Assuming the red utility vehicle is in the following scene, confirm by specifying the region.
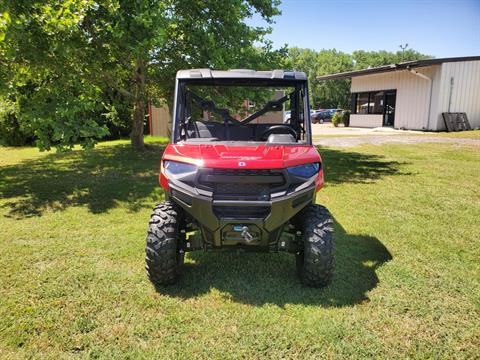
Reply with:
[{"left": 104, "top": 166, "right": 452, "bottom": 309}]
[{"left": 146, "top": 69, "right": 334, "bottom": 287}]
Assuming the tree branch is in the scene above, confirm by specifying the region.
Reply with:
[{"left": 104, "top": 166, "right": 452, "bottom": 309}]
[{"left": 102, "top": 73, "right": 135, "bottom": 100}]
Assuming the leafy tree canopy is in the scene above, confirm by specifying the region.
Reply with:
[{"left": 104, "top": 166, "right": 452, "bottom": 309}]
[{"left": 0, "top": 0, "right": 283, "bottom": 150}]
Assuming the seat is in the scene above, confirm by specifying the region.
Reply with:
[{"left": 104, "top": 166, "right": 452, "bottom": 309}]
[
  {"left": 228, "top": 125, "right": 255, "bottom": 141},
  {"left": 267, "top": 134, "right": 296, "bottom": 143},
  {"left": 187, "top": 121, "right": 225, "bottom": 140}
]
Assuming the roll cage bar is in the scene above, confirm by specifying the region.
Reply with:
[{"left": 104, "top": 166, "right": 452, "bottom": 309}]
[
  {"left": 172, "top": 79, "right": 312, "bottom": 143},
  {"left": 187, "top": 89, "right": 293, "bottom": 125}
]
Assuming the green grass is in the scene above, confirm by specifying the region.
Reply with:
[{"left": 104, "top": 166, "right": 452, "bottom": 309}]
[
  {"left": 431, "top": 129, "right": 480, "bottom": 139},
  {"left": 0, "top": 139, "right": 479, "bottom": 359}
]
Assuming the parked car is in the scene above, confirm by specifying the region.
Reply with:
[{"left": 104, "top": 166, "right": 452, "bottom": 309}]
[
  {"left": 311, "top": 109, "right": 326, "bottom": 123},
  {"left": 283, "top": 110, "right": 291, "bottom": 124},
  {"left": 314, "top": 109, "right": 343, "bottom": 123}
]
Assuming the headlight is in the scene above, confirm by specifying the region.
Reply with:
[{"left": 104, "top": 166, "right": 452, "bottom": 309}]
[
  {"left": 287, "top": 163, "right": 320, "bottom": 178},
  {"left": 164, "top": 160, "right": 197, "bottom": 175}
]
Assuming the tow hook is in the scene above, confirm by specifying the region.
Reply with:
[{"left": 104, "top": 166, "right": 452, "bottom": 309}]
[{"left": 241, "top": 226, "right": 254, "bottom": 242}]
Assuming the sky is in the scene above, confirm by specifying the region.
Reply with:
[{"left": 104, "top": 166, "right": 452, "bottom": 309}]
[{"left": 249, "top": 0, "right": 480, "bottom": 58}]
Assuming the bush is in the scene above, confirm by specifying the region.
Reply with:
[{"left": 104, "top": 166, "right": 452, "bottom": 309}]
[
  {"left": 332, "top": 112, "right": 342, "bottom": 127},
  {"left": 332, "top": 111, "right": 350, "bottom": 128},
  {"left": 100, "top": 102, "right": 132, "bottom": 140},
  {"left": 0, "top": 98, "right": 34, "bottom": 146}
]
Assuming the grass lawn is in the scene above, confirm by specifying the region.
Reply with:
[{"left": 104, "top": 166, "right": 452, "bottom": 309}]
[
  {"left": 0, "top": 139, "right": 479, "bottom": 358},
  {"left": 431, "top": 129, "right": 480, "bottom": 139}
]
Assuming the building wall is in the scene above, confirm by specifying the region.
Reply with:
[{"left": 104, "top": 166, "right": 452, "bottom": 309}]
[
  {"left": 350, "top": 114, "right": 383, "bottom": 128},
  {"left": 434, "top": 60, "right": 480, "bottom": 130},
  {"left": 149, "top": 103, "right": 171, "bottom": 137},
  {"left": 351, "top": 65, "right": 441, "bottom": 130}
]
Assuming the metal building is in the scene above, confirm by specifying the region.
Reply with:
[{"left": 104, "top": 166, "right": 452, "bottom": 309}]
[{"left": 317, "top": 56, "right": 480, "bottom": 130}]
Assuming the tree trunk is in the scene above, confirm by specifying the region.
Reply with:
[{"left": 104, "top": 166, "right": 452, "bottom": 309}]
[
  {"left": 131, "top": 99, "right": 145, "bottom": 150},
  {"left": 131, "top": 59, "right": 146, "bottom": 150}
]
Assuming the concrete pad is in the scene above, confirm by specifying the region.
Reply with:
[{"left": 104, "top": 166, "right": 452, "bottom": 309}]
[{"left": 311, "top": 123, "right": 425, "bottom": 136}]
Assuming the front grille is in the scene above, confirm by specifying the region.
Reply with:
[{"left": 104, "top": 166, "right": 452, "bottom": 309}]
[
  {"left": 206, "top": 168, "right": 277, "bottom": 177},
  {"left": 214, "top": 183, "right": 270, "bottom": 201},
  {"left": 213, "top": 206, "right": 271, "bottom": 219},
  {"left": 198, "top": 168, "right": 285, "bottom": 201},
  {"left": 199, "top": 169, "right": 284, "bottom": 185}
]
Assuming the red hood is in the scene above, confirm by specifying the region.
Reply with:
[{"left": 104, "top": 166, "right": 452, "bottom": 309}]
[{"left": 162, "top": 143, "right": 321, "bottom": 169}]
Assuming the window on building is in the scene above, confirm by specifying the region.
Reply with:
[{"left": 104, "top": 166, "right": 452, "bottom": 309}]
[
  {"left": 371, "top": 91, "right": 384, "bottom": 114},
  {"left": 352, "top": 91, "right": 392, "bottom": 115},
  {"left": 355, "top": 93, "right": 370, "bottom": 114}
]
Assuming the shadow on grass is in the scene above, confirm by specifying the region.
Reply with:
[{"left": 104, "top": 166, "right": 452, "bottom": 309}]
[
  {"left": 159, "top": 220, "right": 392, "bottom": 307},
  {"left": 0, "top": 144, "right": 166, "bottom": 218},
  {"left": 0, "top": 144, "right": 406, "bottom": 219},
  {"left": 318, "top": 146, "right": 407, "bottom": 185}
]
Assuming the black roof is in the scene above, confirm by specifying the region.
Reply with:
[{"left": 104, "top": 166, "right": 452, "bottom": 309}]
[{"left": 316, "top": 56, "right": 480, "bottom": 81}]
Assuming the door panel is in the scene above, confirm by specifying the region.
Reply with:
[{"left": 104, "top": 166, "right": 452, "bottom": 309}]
[{"left": 383, "top": 91, "right": 396, "bottom": 127}]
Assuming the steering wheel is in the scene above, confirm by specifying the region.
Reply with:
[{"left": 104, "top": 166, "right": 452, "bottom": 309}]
[{"left": 260, "top": 125, "right": 298, "bottom": 141}]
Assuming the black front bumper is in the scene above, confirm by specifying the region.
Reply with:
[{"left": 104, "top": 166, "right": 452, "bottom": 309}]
[{"left": 167, "top": 169, "right": 316, "bottom": 249}]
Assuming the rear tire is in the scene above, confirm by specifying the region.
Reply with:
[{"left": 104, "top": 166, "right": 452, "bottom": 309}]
[
  {"left": 145, "top": 201, "right": 184, "bottom": 286},
  {"left": 296, "top": 204, "right": 335, "bottom": 287}
]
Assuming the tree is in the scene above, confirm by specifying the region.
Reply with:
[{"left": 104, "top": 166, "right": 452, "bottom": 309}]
[
  {"left": 287, "top": 48, "right": 354, "bottom": 109},
  {"left": 0, "top": 0, "right": 281, "bottom": 150},
  {"left": 284, "top": 47, "right": 318, "bottom": 105},
  {"left": 352, "top": 49, "right": 430, "bottom": 70},
  {"left": 313, "top": 49, "right": 354, "bottom": 109},
  {"left": 287, "top": 47, "right": 431, "bottom": 110}
]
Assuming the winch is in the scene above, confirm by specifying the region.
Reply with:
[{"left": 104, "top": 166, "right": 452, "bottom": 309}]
[{"left": 221, "top": 224, "right": 260, "bottom": 245}]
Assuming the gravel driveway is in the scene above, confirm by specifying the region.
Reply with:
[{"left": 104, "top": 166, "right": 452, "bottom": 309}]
[
  {"left": 313, "top": 135, "right": 480, "bottom": 147},
  {"left": 311, "top": 124, "right": 480, "bottom": 147}
]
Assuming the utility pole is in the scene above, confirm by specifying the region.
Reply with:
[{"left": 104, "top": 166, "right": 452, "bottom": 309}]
[{"left": 399, "top": 43, "right": 409, "bottom": 62}]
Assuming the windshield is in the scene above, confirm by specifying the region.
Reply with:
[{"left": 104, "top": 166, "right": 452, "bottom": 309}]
[{"left": 173, "top": 81, "right": 310, "bottom": 144}]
